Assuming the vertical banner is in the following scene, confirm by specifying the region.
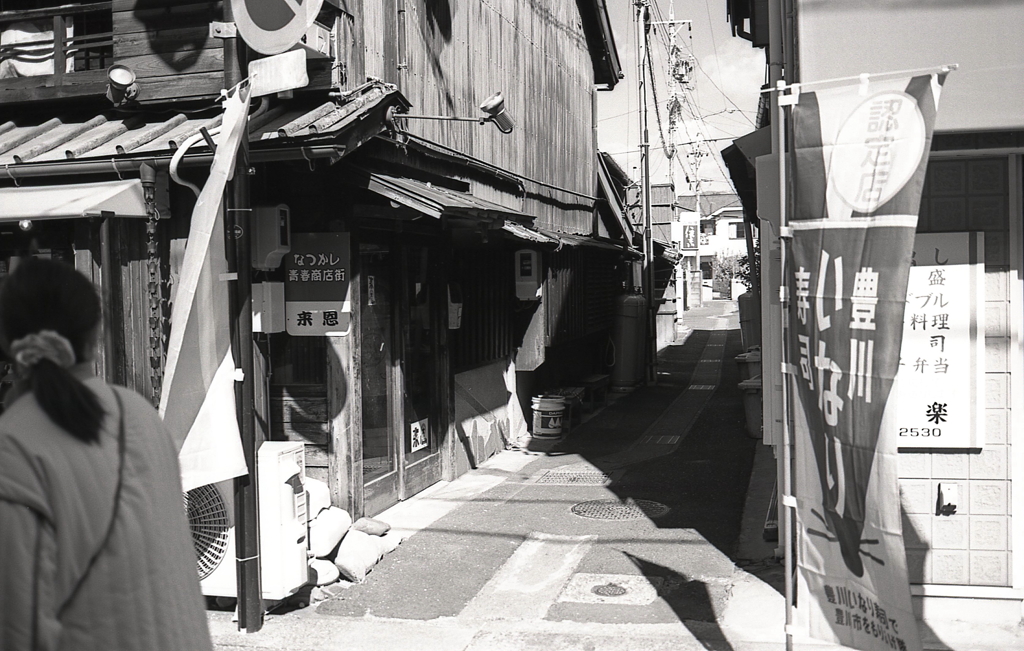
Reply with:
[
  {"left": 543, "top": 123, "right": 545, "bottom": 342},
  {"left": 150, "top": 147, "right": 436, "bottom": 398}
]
[
  {"left": 160, "top": 81, "right": 252, "bottom": 491},
  {"left": 786, "top": 71, "right": 948, "bottom": 651}
]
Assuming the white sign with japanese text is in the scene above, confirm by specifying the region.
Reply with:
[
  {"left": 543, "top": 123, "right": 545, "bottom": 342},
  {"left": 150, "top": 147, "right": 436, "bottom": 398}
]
[
  {"left": 285, "top": 232, "right": 352, "bottom": 336},
  {"left": 895, "top": 232, "right": 984, "bottom": 448}
]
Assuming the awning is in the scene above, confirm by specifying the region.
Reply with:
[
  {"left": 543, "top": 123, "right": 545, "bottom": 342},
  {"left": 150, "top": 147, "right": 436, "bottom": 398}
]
[
  {"left": 653, "top": 238, "right": 682, "bottom": 264},
  {"left": 360, "top": 171, "right": 526, "bottom": 222},
  {"left": 723, "top": 126, "right": 772, "bottom": 222},
  {"left": 501, "top": 221, "right": 559, "bottom": 246},
  {"left": 596, "top": 154, "right": 632, "bottom": 241},
  {"left": 540, "top": 229, "right": 641, "bottom": 258},
  {"left": 0, "top": 179, "right": 147, "bottom": 221}
]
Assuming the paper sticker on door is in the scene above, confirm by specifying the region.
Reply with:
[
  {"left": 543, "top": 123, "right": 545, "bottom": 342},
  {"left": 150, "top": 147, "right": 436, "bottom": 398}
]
[{"left": 410, "top": 418, "right": 428, "bottom": 453}]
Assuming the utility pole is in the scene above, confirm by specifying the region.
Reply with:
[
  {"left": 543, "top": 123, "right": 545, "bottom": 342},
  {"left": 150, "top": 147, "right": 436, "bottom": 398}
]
[
  {"left": 635, "top": 0, "right": 657, "bottom": 385},
  {"left": 655, "top": 10, "right": 699, "bottom": 309},
  {"left": 222, "top": 0, "right": 262, "bottom": 633},
  {"left": 654, "top": 7, "right": 692, "bottom": 322}
]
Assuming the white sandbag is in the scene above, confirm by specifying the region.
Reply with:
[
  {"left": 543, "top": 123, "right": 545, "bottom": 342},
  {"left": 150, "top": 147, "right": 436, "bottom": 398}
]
[
  {"left": 309, "top": 558, "right": 340, "bottom": 586},
  {"left": 332, "top": 529, "right": 390, "bottom": 583},
  {"left": 304, "top": 477, "right": 332, "bottom": 518},
  {"left": 381, "top": 530, "right": 404, "bottom": 554},
  {"left": 309, "top": 506, "right": 352, "bottom": 558},
  {"left": 351, "top": 516, "right": 391, "bottom": 536}
]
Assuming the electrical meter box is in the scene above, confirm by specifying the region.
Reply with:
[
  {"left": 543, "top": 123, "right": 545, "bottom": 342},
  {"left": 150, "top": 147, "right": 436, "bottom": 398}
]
[
  {"left": 252, "top": 204, "right": 291, "bottom": 270},
  {"left": 514, "top": 249, "right": 541, "bottom": 300}
]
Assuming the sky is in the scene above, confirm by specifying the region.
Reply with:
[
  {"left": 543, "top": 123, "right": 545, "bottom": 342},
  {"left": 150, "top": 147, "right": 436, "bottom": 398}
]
[{"left": 596, "top": 0, "right": 765, "bottom": 197}]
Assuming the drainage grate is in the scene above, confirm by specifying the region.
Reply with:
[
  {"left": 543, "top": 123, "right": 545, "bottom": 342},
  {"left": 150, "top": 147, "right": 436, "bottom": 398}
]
[
  {"left": 535, "top": 470, "right": 613, "bottom": 486},
  {"left": 592, "top": 582, "right": 628, "bottom": 597},
  {"left": 571, "top": 498, "right": 670, "bottom": 520}
]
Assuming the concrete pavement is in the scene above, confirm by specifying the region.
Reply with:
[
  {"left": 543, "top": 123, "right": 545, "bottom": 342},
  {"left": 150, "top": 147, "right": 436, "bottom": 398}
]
[{"left": 208, "top": 301, "right": 1024, "bottom": 651}]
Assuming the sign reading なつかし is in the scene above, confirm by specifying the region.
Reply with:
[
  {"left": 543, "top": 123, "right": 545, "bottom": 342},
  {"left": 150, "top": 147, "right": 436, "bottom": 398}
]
[{"left": 285, "top": 232, "right": 351, "bottom": 336}]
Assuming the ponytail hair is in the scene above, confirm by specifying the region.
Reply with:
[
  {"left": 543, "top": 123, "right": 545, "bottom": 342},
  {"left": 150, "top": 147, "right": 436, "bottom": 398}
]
[{"left": 0, "top": 258, "right": 105, "bottom": 443}]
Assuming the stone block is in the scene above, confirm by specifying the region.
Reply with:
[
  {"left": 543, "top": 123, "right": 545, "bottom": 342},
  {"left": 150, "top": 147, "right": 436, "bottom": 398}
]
[
  {"left": 985, "top": 410, "right": 1007, "bottom": 445},
  {"left": 982, "top": 229, "right": 1008, "bottom": 264},
  {"left": 900, "top": 480, "right": 934, "bottom": 514},
  {"left": 898, "top": 452, "right": 930, "bottom": 479},
  {"left": 985, "top": 337, "right": 1008, "bottom": 372},
  {"left": 984, "top": 375, "right": 1007, "bottom": 409},
  {"left": 906, "top": 549, "right": 929, "bottom": 584},
  {"left": 902, "top": 513, "right": 932, "bottom": 550},
  {"left": 969, "top": 446, "right": 1007, "bottom": 480},
  {"left": 969, "top": 516, "right": 1007, "bottom": 551},
  {"left": 932, "top": 516, "right": 968, "bottom": 549},
  {"left": 969, "top": 481, "right": 1008, "bottom": 515},
  {"left": 969, "top": 551, "right": 1009, "bottom": 586},
  {"left": 985, "top": 303, "right": 1007, "bottom": 337},
  {"left": 930, "top": 198, "right": 967, "bottom": 231},
  {"left": 931, "top": 550, "right": 968, "bottom": 584},
  {"left": 931, "top": 453, "right": 967, "bottom": 479},
  {"left": 985, "top": 270, "right": 1007, "bottom": 302}
]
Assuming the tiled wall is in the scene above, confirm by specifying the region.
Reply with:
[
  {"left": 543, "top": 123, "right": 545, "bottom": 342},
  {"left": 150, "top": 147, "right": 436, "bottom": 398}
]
[{"left": 899, "top": 157, "right": 1014, "bottom": 586}]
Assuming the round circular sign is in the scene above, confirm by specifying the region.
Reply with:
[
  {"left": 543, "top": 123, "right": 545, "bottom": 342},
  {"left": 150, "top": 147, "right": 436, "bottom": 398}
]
[
  {"left": 231, "top": 0, "right": 324, "bottom": 55},
  {"left": 829, "top": 91, "right": 926, "bottom": 214}
]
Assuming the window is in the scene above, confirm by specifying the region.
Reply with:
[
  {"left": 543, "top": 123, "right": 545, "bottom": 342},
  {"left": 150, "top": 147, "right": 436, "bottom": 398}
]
[{"left": 730, "top": 222, "right": 745, "bottom": 239}]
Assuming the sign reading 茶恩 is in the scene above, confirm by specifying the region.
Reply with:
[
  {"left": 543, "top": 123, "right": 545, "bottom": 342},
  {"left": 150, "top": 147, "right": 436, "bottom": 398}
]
[
  {"left": 285, "top": 232, "right": 351, "bottom": 336},
  {"left": 895, "top": 232, "right": 985, "bottom": 448}
]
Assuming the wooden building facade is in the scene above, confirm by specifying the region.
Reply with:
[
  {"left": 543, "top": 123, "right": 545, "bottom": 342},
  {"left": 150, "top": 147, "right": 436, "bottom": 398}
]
[{"left": 0, "top": 0, "right": 630, "bottom": 519}]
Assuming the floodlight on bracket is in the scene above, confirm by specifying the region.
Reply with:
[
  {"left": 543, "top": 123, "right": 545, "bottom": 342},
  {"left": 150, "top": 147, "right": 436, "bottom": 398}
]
[{"left": 387, "top": 91, "right": 515, "bottom": 134}]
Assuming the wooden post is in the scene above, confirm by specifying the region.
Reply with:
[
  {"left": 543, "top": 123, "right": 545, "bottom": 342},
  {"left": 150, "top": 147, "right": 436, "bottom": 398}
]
[{"left": 52, "top": 14, "right": 65, "bottom": 83}]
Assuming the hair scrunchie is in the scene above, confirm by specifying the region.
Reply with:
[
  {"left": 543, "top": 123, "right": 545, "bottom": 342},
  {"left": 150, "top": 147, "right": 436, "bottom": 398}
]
[{"left": 10, "top": 330, "right": 76, "bottom": 370}]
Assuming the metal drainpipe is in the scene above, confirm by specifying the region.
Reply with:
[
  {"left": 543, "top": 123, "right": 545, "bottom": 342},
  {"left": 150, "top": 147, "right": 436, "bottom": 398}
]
[{"left": 222, "top": 0, "right": 262, "bottom": 632}]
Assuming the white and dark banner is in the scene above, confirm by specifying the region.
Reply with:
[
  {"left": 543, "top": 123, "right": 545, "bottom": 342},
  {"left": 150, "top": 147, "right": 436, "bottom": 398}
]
[{"left": 786, "top": 70, "right": 948, "bottom": 651}]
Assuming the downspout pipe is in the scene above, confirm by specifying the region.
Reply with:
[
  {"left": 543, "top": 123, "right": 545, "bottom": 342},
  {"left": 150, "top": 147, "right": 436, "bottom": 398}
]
[{"left": 222, "top": 0, "right": 262, "bottom": 632}]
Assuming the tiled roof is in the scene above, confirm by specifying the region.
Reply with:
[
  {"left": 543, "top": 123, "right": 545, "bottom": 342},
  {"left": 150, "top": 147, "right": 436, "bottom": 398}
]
[{"left": 0, "top": 81, "right": 408, "bottom": 170}]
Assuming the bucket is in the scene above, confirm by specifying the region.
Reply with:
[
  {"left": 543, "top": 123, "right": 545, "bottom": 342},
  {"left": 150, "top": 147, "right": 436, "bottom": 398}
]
[{"left": 531, "top": 395, "right": 566, "bottom": 438}]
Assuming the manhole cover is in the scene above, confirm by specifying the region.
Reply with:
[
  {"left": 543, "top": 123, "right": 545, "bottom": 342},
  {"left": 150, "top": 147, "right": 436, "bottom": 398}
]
[
  {"left": 592, "top": 582, "right": 628, "bottom": 597},
  {"left": 570, "top": 498, "right": 670, "bottom": 520},
  {"left": 535, "top": 470, "right": 612, "bottom": 486}
]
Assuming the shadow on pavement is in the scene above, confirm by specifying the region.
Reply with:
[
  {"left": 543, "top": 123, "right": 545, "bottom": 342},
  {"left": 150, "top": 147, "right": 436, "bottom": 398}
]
[{"left": 624, "top": 551, "right": 737, "bottom": 651}]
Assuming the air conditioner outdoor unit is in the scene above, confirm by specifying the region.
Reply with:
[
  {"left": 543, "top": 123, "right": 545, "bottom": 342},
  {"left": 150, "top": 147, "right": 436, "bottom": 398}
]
[{"left": 186, "top": 441, "right": 309, "bottom": 600}]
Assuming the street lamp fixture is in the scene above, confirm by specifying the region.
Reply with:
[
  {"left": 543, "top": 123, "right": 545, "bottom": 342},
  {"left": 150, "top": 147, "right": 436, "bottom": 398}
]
[
  {"left": 105, "top": 64, "right": 140, "bottom": 106},
  {"left": 390, "top": 91, "right": 515, "bottom": 134}
]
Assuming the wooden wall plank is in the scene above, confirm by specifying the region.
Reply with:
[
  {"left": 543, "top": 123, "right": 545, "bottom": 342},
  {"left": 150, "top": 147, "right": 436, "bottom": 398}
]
[
  {"left": 120, "top": 48, "right": 223, "bottom": 79},
  {"left": 390, "top": 0, "right": 595, "bottom": 231},
  {"left": 115, "top": 26, "right": 209, "bottom": 58},
  {"left": 113, "top": 2, "right": 221, "bottom": 35},
  {"left": 138, "top": 70, "right": 224, "bottom": 102}
]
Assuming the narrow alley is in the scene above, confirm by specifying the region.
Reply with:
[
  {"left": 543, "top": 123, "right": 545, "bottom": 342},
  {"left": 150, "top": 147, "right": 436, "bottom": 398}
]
[{"left": 208, "top": 301, "right": 790, "bottom": 650}]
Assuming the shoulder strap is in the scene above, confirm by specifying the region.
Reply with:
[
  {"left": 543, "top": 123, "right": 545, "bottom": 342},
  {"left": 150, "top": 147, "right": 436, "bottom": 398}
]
[{"left": 57, "top": 388, "right": 127, "bottom": 618}]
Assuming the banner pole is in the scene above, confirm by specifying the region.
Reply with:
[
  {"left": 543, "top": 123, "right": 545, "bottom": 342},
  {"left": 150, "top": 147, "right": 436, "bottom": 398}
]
[{"left": 777, "top": 79, "right": 795, "bottom": 651}]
